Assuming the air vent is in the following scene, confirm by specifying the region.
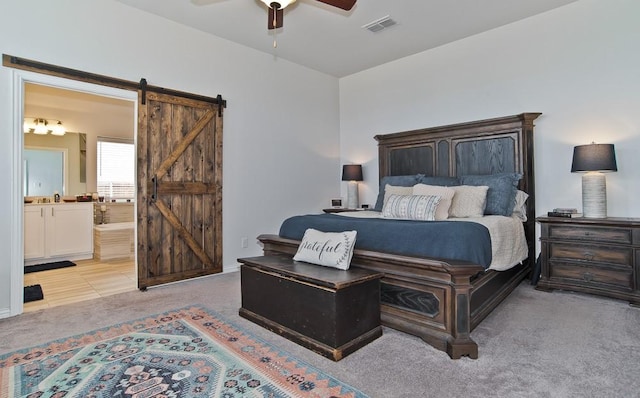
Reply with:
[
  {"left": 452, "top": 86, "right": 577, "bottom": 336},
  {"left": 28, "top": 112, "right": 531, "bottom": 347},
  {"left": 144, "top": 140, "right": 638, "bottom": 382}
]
[{"left": 362, "top": 16, "right": 397, "bottom": 33}]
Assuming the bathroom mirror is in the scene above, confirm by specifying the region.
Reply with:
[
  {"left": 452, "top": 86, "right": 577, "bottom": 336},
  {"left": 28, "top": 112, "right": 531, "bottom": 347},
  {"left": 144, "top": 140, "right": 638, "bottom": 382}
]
[{"left": 24, "top": 132, "right": 87, "bottom": 197}]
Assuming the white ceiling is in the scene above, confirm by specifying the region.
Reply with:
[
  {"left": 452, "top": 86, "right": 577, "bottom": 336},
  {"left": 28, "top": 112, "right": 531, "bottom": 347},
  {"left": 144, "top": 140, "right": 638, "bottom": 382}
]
[
  {"left": 24, "top": 84, "right": 135, "bottom": 138},
  {"left": 115, "top": 0, "right": 578, "bottom": 77},
  {"left": 24, "top": 0, "right": 578, "bottom": 132}
]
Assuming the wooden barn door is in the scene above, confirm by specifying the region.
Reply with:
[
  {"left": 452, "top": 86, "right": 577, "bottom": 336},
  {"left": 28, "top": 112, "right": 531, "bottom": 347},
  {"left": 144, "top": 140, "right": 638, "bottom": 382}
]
[{"left": 137, "top": 91, "right": 223, "bottom": 289}]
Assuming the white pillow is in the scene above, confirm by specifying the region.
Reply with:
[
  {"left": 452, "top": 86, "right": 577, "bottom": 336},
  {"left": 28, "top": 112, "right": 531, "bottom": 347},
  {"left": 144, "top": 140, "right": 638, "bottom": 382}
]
[
  {"left": 293, "top": 228, "right": 357, "bottom": 270},
  {"left": 412, "top": 184, "right": 455, "bottom": 220},
  {"left": 382, "top": 184, "right": 413, "bottom": 210},
  {"left": 382, "top": 194, "right": 441, "bottom": 221},
  {"left": 449, "top": 185, "right": 489, "bottom": 218},
  {"left": 512, "top": 190, "right": 529, "bottom": 221}
]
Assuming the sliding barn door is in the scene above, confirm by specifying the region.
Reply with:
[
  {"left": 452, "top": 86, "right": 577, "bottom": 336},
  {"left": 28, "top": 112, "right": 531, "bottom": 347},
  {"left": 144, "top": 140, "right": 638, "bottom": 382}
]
[{"left": 137, "top": 91, "right": 223, "bottom": 289}]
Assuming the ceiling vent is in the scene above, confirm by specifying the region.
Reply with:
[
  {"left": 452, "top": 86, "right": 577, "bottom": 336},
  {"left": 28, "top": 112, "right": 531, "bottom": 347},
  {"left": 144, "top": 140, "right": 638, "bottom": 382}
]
[{"left": 362, "top": 16, "right": 397, "bottom": 33}]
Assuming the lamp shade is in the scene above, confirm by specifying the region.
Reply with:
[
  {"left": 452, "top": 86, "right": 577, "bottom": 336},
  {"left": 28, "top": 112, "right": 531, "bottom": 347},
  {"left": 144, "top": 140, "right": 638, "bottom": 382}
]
[
  {"left": 571, "top": 143, "right": 617, "bottom": 172},
  {"left": 342, "top": 164, "right": 363, "bottom": 181}
]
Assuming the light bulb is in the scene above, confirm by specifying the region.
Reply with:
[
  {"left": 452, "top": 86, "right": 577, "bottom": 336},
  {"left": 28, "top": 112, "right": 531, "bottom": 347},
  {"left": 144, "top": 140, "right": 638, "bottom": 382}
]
[
  {"left": 23, "top": 119, "right": 32, "bottom": 133},
  {"left": 33, "top": 119, "right": 48, "bottom": 135},
  {"left": 51, "top": 121, "right": 66, "bottom": 136}
]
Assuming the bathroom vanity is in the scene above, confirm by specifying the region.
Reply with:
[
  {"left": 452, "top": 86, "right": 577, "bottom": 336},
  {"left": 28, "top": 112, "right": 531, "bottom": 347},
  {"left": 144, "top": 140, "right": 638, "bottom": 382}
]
[{"left": 24, "top": 202, "right": 94, "bottom": 266}]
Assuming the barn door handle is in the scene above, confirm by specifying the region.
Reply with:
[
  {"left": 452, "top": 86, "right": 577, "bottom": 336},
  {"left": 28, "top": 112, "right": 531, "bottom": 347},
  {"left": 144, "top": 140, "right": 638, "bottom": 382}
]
[{"left": 151, "top": 177, "right": 157, "bottom": 202}]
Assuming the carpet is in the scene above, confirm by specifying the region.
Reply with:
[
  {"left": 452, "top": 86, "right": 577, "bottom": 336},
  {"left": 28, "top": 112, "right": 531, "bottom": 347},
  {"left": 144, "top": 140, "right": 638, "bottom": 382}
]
[
  {"left": 23, "top": 284, "right": 44, "bottom": 303},
  {"left": 0, "top": 305, "right": 368, "bottom": 398},
  {"left": 25, "top": 260, "right": 76, "bottom": 273}
]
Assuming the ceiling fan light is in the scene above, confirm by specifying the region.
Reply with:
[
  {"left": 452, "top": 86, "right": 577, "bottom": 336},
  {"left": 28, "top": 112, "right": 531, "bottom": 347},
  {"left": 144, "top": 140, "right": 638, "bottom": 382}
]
[{"left": 260, "top": 0, "right": 296, "bottom": 9}]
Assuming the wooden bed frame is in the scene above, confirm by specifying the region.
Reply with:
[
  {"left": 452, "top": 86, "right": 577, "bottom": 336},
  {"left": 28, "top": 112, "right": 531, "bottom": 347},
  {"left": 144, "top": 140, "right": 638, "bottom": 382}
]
[{"left": 258, "top": 113, "right": 541, "bottom": 359}]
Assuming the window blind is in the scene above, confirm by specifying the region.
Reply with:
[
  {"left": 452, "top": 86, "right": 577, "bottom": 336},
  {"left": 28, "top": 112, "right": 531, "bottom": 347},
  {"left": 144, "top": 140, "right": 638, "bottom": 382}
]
[{"left": 97, "top": 137, "right": 135, "bottom": 199}]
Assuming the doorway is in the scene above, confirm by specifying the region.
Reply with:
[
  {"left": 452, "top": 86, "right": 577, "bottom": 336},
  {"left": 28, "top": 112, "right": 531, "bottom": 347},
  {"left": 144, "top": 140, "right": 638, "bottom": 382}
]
[
  {"left": 11, "top": 70, "right": 138, "bottom": 316},
  {"left": 9, "top": 62, "right": 225, "bottom": 317}
]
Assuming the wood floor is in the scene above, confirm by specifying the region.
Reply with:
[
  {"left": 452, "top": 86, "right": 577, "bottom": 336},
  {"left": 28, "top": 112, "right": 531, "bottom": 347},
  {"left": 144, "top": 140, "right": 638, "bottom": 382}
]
[{"left": 23, "top": 257, "right": 136, "bottom": 313}]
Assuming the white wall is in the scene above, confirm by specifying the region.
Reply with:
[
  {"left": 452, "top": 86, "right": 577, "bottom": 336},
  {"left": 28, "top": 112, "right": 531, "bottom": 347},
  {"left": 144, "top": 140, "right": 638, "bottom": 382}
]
[
  {"left": 0, "top": 0, "right": 340, "bottom": 316},
  {"left": 340, "top": 0, "right": 640, "bottom": 222}
]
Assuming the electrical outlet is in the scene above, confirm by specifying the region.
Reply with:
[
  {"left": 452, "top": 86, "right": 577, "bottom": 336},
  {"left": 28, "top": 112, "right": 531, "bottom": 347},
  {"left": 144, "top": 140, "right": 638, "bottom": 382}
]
[{"left": 241, "top": 237, "right": 248, "bottom": 248}]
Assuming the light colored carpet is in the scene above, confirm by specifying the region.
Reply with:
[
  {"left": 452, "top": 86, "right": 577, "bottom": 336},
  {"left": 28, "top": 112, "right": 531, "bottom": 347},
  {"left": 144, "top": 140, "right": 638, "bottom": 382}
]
[{"left": 1, "top": 271, "right": 639, "bottom": 397}]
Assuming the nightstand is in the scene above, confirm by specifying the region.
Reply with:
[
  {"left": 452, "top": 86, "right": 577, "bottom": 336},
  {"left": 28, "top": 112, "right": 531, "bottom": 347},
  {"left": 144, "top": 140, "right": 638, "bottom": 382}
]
[
  {"left": 323, "top": 208, "right": 360, "bottom": 213},
  {"left": 536, "top": 216, "right": 640, "bottom": 306}
]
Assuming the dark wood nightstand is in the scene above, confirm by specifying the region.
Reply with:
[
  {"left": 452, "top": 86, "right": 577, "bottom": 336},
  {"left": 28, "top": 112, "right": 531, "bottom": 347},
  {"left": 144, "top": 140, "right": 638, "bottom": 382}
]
[
  {"left": 323, "top": 208, "right": 361, "bottom": 213},
  {"left": 536, "top": 216, "right": 640, "bottom": 306}
]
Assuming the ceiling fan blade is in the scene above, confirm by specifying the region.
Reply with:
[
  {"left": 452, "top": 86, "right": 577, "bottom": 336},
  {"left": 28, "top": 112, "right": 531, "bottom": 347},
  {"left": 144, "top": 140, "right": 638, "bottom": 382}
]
[
  {"left": 267, "top": 6, "right": 284, "bottom": 30},
  {"left": 315, "top": 0, "right": 356, "bottom": 11}
]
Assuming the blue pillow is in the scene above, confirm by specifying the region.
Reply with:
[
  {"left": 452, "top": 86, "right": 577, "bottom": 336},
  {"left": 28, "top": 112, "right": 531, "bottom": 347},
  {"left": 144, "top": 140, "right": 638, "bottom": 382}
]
[
  {"left": 459, "top": 173, "right": 522, "bottom": 216},
  {"left": 373, "top": 175, "right": 422, "bottom": 211},
  {"left": 418, "top": 176, "right": 460, "bottom": 187}
]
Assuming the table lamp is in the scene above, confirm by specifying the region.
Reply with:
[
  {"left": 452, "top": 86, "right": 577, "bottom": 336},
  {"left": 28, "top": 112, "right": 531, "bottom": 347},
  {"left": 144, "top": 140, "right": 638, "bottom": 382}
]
[
  {"left": 342, "top": 164, "right": 363, "bottom": 209},
  {"left": 571, "top": 143, "right": 617, "bottom": 218}
]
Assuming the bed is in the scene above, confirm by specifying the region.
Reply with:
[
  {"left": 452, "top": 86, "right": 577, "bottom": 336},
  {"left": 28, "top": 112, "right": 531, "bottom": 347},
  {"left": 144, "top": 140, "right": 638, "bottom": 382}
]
[{"left": 257, "top": 113, "right": 541, "bottom": 359}]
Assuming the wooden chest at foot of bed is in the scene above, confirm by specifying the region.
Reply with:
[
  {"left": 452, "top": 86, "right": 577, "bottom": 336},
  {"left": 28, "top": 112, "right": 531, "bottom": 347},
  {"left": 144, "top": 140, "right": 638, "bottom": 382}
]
[{"left": 238, "top": 255, "right": 383, "bottom": 361}]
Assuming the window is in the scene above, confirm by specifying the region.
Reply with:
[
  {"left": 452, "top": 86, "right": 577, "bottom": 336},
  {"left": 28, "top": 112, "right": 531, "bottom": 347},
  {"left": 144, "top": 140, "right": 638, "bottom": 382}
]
[{"left": 97, "top": 137, "right": 135, "bottom": 199}]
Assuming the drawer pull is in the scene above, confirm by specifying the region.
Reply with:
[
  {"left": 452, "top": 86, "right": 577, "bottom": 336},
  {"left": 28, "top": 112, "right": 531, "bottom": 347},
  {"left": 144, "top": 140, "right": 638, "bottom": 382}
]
[
  {"left": 583, "top": 252, "right": 595, "bottom": 261},
  {"left": 582, "top": 272, "right": 594, "bottom": 282}
]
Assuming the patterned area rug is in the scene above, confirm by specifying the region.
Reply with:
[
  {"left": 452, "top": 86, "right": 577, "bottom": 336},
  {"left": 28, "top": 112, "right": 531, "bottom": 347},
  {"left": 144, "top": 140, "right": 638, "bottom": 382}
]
[{"left": 0, "top": 306, "right": 368, "bottom": 397}]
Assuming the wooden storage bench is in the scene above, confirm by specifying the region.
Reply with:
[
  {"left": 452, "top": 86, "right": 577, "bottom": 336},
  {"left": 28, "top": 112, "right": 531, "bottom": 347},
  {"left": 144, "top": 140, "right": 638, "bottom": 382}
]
[{"left": 238, "top": 255, "right": 383, "bottom": 361}]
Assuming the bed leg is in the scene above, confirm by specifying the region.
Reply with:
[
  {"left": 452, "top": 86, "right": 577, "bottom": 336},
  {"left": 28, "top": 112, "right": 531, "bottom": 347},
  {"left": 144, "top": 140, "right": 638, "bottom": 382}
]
[
  {"left": 447, "top": 279, "right": 478, "bottom": 359},
  {"left": 446, "top": 338, "right": 478, "bottom": 359}
]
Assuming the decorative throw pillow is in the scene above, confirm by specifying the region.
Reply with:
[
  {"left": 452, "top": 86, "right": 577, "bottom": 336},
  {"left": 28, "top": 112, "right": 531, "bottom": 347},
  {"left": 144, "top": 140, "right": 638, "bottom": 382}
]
[
  {"left": 512, "top": 190, "right": 529, "bottom": 221},
  {"left": 412, "top": 184, "right": 456, "bottom": 220},
  {"left": 449, "top": 185, "right": 489, "bottom": 218},
  {"left": 381, "top": 184, "right": 413, "bottom": 211},
  {"left": 459, "top": 173, "right": 522, "bottom": 216},
  {"left": 381, "top": 194, "right": 441, "bottom": 221},
  {"left": 373, "top": 175, "right": 422, "bottom": 211},
  {"left": 293, "top": 228, "right": 357, "bottom": 270}
]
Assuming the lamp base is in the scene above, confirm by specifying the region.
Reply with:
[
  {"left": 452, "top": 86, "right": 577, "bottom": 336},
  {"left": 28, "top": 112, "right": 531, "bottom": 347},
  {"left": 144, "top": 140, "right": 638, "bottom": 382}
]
[
  {"left": 346, "top": 181, "right": 359, "bottom": 209},
  {"left": 582, "top": 172, "right": 607, "bottom": 218}
]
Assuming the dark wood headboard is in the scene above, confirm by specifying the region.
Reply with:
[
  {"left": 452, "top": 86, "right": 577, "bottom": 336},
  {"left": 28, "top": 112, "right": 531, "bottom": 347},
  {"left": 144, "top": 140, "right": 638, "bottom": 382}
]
[{"left": 374, "top": 113, "right": 541, "bottom": 265}]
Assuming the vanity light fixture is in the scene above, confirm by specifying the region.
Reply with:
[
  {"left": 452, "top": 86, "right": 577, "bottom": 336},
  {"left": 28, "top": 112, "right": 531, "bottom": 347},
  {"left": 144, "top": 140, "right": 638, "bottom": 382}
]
[{"left": 23, "top": 118, "right": 66, "bottom": 136}]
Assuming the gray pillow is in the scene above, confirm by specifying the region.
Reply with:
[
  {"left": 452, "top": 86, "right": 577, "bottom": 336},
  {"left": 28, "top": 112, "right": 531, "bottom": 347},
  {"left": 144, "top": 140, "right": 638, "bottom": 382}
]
[
  {"left": 459, "top": 173, "right": 522, "bottom": 216},
  {"left": 373, "top": 175, "right": 421, "bottom": 211}
]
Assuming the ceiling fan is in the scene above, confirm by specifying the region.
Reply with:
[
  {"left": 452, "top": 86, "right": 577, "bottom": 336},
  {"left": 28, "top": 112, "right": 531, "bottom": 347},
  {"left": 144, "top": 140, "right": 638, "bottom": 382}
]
[{"left": 259, "top": 0, "right": 356, "bottom": 30}]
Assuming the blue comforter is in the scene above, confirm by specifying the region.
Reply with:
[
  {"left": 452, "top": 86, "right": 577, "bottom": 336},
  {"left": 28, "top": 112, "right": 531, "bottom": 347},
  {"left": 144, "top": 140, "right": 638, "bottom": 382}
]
[{"left": 279, "top": 214, "right": 492, "bottom": 268}]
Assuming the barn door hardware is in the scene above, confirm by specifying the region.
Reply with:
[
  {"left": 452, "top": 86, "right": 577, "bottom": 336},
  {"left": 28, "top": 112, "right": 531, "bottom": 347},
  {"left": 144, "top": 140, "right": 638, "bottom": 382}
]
[{"left": 140, "top": 78, "right": 148, "bottom": 105}]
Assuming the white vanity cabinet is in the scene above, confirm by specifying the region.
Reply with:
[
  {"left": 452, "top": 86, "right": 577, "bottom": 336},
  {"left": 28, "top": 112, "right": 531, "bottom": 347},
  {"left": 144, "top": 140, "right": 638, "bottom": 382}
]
[
  {"left": 24, "top": 203, "right": 94, "bottom": 265},
  {"left": 24, "top": 205, "right": 46, "bottom": 259}
]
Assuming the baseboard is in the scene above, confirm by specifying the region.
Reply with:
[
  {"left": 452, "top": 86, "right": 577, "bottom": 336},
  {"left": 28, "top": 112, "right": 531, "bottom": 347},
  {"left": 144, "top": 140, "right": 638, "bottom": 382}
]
[
  {"left": 0, "top": 307, "right": 12, "bottom": 319},
  {"left": 224, "top": 263, "right": 240, "bottom": 273},
  {"left": 25, "top": 253, "right": 93, "bottom": 267}
]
